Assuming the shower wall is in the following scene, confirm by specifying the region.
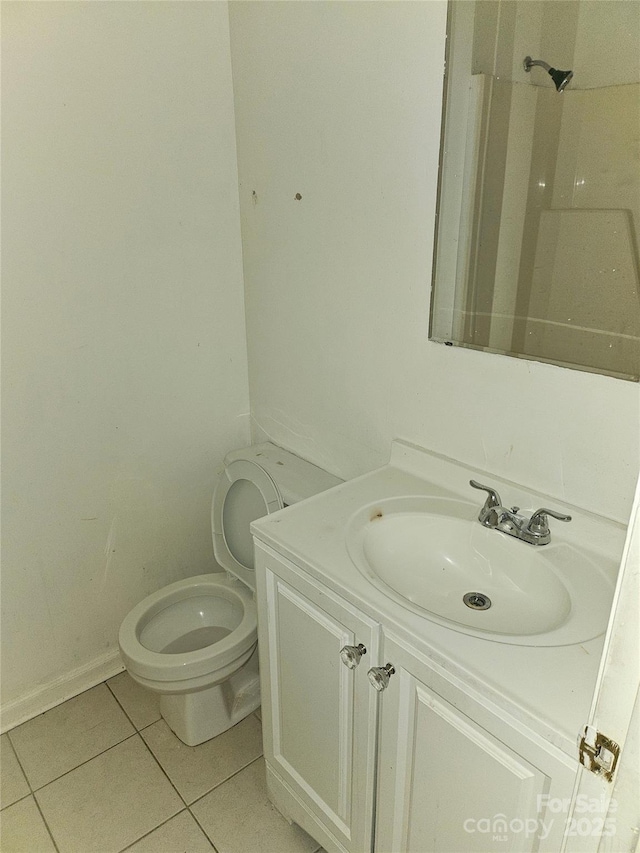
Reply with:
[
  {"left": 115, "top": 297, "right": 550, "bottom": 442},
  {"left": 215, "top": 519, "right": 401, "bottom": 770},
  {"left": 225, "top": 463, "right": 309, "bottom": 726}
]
[
  {"left": 464, "top": 0, "right": 640, "bottom": 378},
  {"left": 522, "top": 83, "right": 640, "bottom": 376}
]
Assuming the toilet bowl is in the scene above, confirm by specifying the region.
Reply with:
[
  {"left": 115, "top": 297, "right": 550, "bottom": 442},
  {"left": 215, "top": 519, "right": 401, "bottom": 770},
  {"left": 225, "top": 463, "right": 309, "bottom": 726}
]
[{"left": 118, "top": 442, "right": 341, "bottom": 746}]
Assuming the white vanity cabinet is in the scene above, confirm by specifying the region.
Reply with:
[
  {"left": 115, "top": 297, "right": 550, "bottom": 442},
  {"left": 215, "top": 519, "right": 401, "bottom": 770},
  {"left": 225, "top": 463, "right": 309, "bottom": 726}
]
[
  {"left": 375, "top": 634, "right": 576, "bottom": 853},
  {"left": 256, "top": 544, "right": 578, "bottom": 853},
  {"left": 255, "top": 544, "right": 381, "bottom": 853}
]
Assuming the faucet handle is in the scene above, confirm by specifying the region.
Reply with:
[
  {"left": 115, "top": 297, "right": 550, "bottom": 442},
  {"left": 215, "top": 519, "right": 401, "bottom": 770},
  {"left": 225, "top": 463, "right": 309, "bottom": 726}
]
[
  {"left": 469, "top": 480, "right": 502, "bottom": 509},
  {"left": 527, "top": 507, "right": 572, "bottom": 536}
]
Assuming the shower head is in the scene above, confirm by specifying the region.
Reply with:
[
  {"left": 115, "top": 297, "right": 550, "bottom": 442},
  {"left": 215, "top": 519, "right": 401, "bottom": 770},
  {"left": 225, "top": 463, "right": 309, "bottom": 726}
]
[
  {"left": 549, "top": 67, "right": 574, "bottom": 92},
  {"left": 523, "top": 56, "right": 574, "bottom": 92}
]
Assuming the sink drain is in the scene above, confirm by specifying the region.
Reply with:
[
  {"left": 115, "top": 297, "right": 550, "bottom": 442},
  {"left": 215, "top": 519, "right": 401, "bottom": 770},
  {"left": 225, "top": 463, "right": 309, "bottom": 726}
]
[{"left": 463, "top": 592, "right": 492, "bottom": 611}]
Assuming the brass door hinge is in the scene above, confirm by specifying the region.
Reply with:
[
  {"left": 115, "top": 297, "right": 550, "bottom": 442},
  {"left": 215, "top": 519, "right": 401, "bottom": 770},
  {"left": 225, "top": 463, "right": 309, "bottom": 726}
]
[{"left": 578, "top": 725, "right": 620, "bottom": 782}]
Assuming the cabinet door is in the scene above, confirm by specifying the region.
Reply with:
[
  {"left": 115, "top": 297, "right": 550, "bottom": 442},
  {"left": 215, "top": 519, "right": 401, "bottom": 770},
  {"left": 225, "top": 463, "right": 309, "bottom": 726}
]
[
  {"left": 257, "top": 548, "right": 380, "bottom": 853},
  {"left": 376, "top": 635, "right": 576, "bottom": 853}
]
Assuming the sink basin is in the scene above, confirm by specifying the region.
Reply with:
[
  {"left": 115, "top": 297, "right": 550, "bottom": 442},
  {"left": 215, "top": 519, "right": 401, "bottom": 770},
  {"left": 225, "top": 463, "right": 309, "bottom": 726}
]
[{"left": 345, "top": 496, "right": 613, "bottom": 646}]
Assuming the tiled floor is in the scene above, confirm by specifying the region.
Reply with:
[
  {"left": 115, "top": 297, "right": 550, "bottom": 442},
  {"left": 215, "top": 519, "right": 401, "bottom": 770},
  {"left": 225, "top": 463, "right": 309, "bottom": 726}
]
[{"left": 0, "top": 673, "right": 322, "bottom": 853}]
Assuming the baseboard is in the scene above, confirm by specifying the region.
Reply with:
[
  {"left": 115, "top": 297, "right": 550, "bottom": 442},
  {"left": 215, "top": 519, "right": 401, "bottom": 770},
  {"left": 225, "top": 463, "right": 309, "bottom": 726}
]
[{"left": 0, "top": 649, "right": 125, "bottom": 734}]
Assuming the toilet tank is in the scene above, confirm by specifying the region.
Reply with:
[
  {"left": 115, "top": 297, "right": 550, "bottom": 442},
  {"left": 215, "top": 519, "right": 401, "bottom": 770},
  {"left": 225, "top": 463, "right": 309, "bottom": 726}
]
[{"left": 212, "top": 442, "right": 342, "bottom": 590}]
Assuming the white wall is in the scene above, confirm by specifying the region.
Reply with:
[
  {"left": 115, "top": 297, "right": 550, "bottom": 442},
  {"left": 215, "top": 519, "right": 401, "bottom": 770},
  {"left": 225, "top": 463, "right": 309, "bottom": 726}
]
[
  {"left": 229, "top": 0, "right": 639, "bottom": 524},
  {"left": 1, "top": 1, "right": 249, "bottom": 724}
]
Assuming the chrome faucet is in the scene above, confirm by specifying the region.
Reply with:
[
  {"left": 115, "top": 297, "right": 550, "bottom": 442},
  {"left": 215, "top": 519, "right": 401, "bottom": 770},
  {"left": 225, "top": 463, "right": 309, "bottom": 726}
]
[{"left": 469, "top": 480, "right": 571, "bottom": 546}]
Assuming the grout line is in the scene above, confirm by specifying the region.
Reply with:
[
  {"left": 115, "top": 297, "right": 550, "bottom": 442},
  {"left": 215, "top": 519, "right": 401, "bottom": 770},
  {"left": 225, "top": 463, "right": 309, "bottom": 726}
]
[
  {"left": 137, "top": 719, "right": 162, "bottom": 735},
  {"left": 0, "top": 732, "right": 61, "bottom": 852},
  {"left": 5, "top": 731, "right": 34, "bottom": 795},
  {"left": 99, "top": 676, "right": 261, "bottom": 810},
  {"left": 187, "top": 803, "right": 220, "bottom": 852},
  {"left": 6, "top": 676, "right": 273, "bottom": 853},
  {"left": 188, "top": 754, "right": 263, "bottom": 810},
  {"left": 0, "top": 791, "right": 32, "bottom": 812},
  {"left": 31, "top": 731, "right": 182, "bottom": 853},
  {"left": 137, "top": 714, "right": 264, "bottom": 808},
  {"left": 104, "top": 676, "right": 162, "bottom": 735},
  {"left": 105, "top": 677, "right": 148, "bottom": 733},
  {"left": 105, "top": 677, "right": 131, "bottom": 718},
  {"left": 187, "top": 756, "right": 321, "bottom": 853},
  {"left": 137, "top": 723, "right": 264, "bottom": 810},
  {"left": 136, "top": 728, "right": 190, "bottom": 809},
  {"left": 117, "top": 807, "right": 190, "bottom": 853},
  {"left": 7, "top": 684, "right": 137, "bottom": 793},
  {"left": 29, "top": 731, "right": 140, "bottom": 794},
  {"left": 184, "top": 744, "right": 265, "bottom": 808},
  {"left": 32, "top": 792, "right": 62, "bottom": 853}
]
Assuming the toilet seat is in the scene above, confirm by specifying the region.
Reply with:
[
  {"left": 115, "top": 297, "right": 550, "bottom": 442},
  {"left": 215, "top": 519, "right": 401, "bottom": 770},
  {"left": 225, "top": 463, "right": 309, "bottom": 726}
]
[
  {"left": 212, "top": 458, "right": 284, "bottom": 588},
  {"left": 119, "top": 574, "right": 257, "bottom": 685}
]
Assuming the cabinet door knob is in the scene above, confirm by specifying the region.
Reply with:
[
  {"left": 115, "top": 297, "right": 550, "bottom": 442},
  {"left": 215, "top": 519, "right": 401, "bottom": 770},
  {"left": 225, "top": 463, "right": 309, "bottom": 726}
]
[
  {"left": 340, "top": 643, "right": 367, "bottom": 669},
  {"left": 368, "top": 663, "right": 396, "bottom": 692}
]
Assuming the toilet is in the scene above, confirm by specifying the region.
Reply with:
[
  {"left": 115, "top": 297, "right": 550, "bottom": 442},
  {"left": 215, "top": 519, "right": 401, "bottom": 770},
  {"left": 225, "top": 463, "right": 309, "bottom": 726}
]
[{"left": 118, "top": 442, "right": 341, "bottom": 746}]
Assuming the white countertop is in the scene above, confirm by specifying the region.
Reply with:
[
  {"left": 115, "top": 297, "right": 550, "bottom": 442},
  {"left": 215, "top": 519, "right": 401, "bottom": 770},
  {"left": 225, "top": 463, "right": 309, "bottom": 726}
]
[{"left": 251, "top": 441, "right": 626, "bottom": 762}]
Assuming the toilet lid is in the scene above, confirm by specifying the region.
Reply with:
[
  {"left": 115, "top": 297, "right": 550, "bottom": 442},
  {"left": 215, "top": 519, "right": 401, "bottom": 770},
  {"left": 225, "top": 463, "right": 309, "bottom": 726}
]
[{"left": 212, "top": 459, "right": 283, "bottom": 588}]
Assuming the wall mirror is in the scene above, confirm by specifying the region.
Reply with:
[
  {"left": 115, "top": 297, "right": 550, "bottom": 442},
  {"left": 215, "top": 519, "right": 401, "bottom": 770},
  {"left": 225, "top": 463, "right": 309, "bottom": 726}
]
[{"left": 429, "top": 0, "right": 640, "bottom": 381}]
